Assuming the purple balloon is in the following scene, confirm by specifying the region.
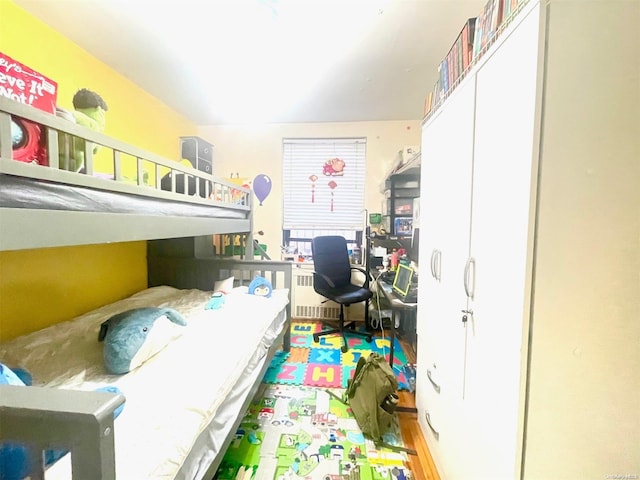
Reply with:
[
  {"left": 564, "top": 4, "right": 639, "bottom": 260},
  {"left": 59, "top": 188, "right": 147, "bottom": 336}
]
[{"left": 253, "top": 174, "right": 272, "bottom": 206}]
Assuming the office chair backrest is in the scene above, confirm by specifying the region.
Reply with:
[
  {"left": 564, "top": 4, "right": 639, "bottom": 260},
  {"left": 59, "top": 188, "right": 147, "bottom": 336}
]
[{"left": 311, "top": 236, "right": 352, "bottom": 289}]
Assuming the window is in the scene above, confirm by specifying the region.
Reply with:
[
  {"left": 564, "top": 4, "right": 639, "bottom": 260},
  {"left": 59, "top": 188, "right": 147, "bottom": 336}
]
[{"left": 283, "top": 138, "right": 366, "bottom": 257}]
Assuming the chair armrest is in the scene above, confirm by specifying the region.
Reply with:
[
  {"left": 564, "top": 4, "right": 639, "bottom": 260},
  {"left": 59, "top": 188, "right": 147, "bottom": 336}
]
[
  {"left": 311, "top": 270, "right": 336, "bottom": 288},
  {"left": 350, "top": 265, "right": 370, "bottom": 288}
]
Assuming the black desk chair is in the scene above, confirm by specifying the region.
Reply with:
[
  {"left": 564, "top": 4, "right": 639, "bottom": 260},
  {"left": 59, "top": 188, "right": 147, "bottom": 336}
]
[{"left": 311, "top": 235, "right": 373, "bottom": 353}]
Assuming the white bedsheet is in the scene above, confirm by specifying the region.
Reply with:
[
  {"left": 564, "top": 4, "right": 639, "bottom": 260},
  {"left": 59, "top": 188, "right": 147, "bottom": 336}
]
[{"left": 0, "top": 285, "right": 289, "bottom": 480}]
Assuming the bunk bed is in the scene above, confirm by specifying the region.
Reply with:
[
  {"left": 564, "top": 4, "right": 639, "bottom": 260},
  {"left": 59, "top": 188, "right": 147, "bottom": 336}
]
[
  {"left": 0, "top": 95, "right": 253, "bottom": 251},
  {"left": 0, "top": 96, "right": 292, "bottom": 480}
]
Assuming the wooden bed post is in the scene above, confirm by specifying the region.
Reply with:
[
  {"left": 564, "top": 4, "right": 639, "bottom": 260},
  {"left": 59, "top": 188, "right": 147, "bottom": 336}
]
[{"left": 0, "top": 385, "right": 125, "bottom": 480}]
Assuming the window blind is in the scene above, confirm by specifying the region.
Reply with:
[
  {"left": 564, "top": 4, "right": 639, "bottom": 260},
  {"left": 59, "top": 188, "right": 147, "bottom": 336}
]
[{"left": 282, "top": 138, "right": 366, "bottom": 230}]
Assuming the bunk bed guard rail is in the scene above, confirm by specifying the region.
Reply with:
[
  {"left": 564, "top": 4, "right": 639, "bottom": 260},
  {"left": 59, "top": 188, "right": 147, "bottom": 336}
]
[
  {"left": 0, "top": 96, "right": 254, "bottom": 251},
  {"left": 0, "top": 96, "right": 249, "bottom": 205}
]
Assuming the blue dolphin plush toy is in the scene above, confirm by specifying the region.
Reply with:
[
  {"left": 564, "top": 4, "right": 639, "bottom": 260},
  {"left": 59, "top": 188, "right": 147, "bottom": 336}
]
[{"left": 98, "top": 307, "right": 187, "bottom": 374}]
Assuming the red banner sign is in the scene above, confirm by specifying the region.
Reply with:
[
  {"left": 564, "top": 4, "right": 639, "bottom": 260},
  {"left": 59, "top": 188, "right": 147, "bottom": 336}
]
[{"left": 0, "top": 52, "right": 58, "bottom": 113}]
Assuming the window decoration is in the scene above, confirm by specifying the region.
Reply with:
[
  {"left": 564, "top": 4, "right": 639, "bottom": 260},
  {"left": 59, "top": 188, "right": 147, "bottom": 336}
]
[
  {"left": 283, "top": 138, "right": 365, "bottom": 230},
  {"left": 328, "top": 180, "right": 337, "bottom": 212},
  {"left": 309, "top": 174, "right": 318, "bottom": 203},
  {"left": 322, "top": 157, "right": 345, "bottom": 176}
]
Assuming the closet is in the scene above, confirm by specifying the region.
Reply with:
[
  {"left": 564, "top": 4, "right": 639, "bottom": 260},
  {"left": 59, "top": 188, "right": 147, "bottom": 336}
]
[{"left": 415, "top": 1, "right": 639, "bottom": 479}]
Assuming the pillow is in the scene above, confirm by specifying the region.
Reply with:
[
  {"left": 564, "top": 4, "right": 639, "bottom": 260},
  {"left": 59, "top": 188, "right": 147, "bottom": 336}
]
[
  {"left": 98, "top": 307, "right": 187, "bottom": 374},
  {"left": 213, "top": 276, "right": 234, "bottom": 294}
]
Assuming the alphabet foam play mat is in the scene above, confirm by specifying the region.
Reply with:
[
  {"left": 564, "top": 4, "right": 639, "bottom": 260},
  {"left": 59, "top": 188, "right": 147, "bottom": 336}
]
[{"left": 263, "top": 322, "right": 413, "bottom": 391}]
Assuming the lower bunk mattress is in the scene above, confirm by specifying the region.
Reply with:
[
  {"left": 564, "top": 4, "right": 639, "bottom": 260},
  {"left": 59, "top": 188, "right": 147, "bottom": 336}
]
[{"left": 0, "top": 285, "right": 290, "bottom": 479}]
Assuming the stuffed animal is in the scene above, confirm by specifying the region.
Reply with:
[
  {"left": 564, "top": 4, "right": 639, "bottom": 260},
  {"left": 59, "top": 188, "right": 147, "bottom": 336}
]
[
  {"left": 205, "top": 292, "right": 226, "bottom": 310},
  {"left": 57, "top": 88, "right": 108, "bottom": 171},
  {"left": 0, "top": 363, "right": 124, "bottom": 480},
  {"left": 98, "top": 307, "right": 187, "bottom": 374},
  {"left": 0, "top": 363, "right": 31, "bottom": 386},
  {"left": 71, "top": 88, "right": 108, "bottom": 132},
  {"left": 248, "top": 276, "right": 273, "bottom": 298}
]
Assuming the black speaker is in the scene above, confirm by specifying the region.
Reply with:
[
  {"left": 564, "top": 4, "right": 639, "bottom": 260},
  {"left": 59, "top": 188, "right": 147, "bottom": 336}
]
[{"left": 180, "top": 136, "right": 213, "bottom": 174}]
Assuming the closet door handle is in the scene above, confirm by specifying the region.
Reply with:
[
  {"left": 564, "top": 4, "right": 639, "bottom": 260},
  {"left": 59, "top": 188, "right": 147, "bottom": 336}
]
[
  {"left": 430, "top": 249, "right": 437, "bottom": 279},
  {"left": 430, "top": 249, "right": 442, "bottom": 282},
  {"left": 430, "top": 250, "right": 435, "bottom": 278},
  {"left": 463, "top": 256, "right": 476, "bottom": 299},
  {"left": 469, "top": 257, "right": 476, "bottom": 299},
  {"left": 427, "top": 368, "right": 441, "bottom": 393},
  {"left": 425, "top": 411, "right": 440, "bottom": 440}
]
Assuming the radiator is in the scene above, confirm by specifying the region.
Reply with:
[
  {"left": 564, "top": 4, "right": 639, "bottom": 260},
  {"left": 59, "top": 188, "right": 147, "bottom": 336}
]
[{"left": 292, "top": 268, "right": 365, "bottom": 321}]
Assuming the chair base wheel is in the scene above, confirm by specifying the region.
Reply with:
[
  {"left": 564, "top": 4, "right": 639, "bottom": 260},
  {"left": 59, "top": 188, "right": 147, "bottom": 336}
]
[
  {"left": 341, "top": 345, "right": 349, "bottom": 353},
  {"left": 366, "top": 335, "right": 373, "bottom": 343},
  {"left": 313, "top": 334, "right": 319, "bottom": 343}
]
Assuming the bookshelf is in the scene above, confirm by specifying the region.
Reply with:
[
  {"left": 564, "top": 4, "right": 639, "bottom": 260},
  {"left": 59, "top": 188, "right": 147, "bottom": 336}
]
[
  {"left": 381, "top": 153, "right": 420, "bottom": 238},
  {"left": 424, "top": 0, "right": 530, "bottom": 120}
]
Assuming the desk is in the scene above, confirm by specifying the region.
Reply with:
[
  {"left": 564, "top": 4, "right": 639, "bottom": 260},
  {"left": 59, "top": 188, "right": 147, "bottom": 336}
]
[
  {"left": 372, "top": 278, "right": 418, "bottom": 416},
  {"left": 372, "top": 278, "right": 417, "bottom": 368}
]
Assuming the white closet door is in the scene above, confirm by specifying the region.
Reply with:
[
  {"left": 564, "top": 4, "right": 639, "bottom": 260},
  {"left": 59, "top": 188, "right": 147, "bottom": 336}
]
[
  {"left": 435, "top": 76, "right": 478, "bottom": 480},
  {"left": 417, "top": 108, "right": 452, "bottom": 470},
  {"left": 417, "top": 76, "right": 476, "bottom": 480},
  {"left": 431, "top": 76, "right": 477, "bottom": 403},
  {"left": 462, "top": 5, "right": 541, "bottom": 479},
  {"left": 416, "top": 103, "right": 451, "bottom": 459}
]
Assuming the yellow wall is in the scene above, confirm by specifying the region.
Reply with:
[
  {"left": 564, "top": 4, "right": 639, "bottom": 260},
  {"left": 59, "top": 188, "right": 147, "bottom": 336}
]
[
  {"left": 0, "top": 243, "right": 147, "bottom": 341},
  {"left": 0, "top": 1, "right": 198, "bottom": 341}
]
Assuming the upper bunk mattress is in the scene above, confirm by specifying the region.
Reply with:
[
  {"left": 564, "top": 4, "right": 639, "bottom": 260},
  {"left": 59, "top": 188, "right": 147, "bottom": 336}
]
[
  {"left": 0, "top": 173, "right": 245, "bottom": 219},
  {"left": 0, "top": 285, "right": 289, "bottom": 479}
]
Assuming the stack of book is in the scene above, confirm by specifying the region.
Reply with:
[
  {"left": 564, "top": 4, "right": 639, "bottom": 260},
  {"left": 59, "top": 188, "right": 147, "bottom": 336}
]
[
  {"left": 424, "top": 15, "right": 477, "bottom": 117},
  {"left": 424, "top": 0, "right": 526, "bottom": 118},
  {"left": 473, "top": 0, "right": 526, "bottom": 58}
]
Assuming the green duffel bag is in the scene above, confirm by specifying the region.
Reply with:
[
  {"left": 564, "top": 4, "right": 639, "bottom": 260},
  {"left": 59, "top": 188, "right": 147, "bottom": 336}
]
[{"left": 345, "top": 352, "right": 399, "bottom": 443}]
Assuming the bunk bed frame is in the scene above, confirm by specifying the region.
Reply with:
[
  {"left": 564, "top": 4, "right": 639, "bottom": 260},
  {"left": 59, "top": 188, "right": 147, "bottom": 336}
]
[
  {"left": 0, "top": 95, "right": 253, "bottom": 251},
  {"left": 0, "top": 96, "right": 292, "bottom": 479}
]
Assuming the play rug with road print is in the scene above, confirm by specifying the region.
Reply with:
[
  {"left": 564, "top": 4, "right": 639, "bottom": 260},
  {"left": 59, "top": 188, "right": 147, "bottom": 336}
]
[
  {"left": 214, "top": 384, "right": 413, "bottom": 480},
  {"left": 263, "top": 321, "right": 413, "bottom": 391}
]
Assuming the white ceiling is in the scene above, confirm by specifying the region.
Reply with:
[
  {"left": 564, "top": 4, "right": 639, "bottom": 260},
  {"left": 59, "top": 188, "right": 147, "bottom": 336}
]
[{"left": 15, "top": 0, "right": 486, "bottom": 125}]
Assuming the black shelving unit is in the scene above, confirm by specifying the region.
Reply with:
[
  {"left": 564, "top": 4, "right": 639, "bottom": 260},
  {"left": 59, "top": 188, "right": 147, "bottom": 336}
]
[{"left": 382, "top": 155, "right": 420, "bottom": 237}]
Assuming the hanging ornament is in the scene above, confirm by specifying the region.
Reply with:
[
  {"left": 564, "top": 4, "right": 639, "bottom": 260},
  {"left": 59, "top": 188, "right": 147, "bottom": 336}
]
[
  {"left": 323, "top": 157, "right": 345, "bottom": 176},
  {"left": 309, "top": 174, "right": 318, "bottom": 203},
  {"left": 328, "top": 180, "right": 337, "bottom": 212}
]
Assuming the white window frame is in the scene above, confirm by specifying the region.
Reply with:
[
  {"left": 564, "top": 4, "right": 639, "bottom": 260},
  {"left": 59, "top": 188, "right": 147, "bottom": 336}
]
[{"left": 282, "top": 137, "right": 366, "bottom": 257}]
